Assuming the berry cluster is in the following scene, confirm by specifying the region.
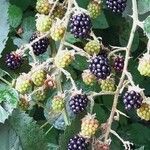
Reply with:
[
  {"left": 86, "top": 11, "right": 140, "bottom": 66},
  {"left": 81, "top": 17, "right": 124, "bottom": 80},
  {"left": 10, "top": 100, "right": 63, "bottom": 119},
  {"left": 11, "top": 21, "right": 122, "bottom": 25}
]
[
  {"left": 68, "top": 135, "right": 89, "bottom": 150},
  {"left": 113, "top": 56, "right": 124, "bottom": 72},
  {"left": 69, "top": 93, "right": 89, "bottom": 114},
  {"left": 5, "top": 52, "right": 23, "bottom": 70},
  {"left": 123, "top": 90, "right": 143, "bottom": 110},
  {"left": 70, "top": 13, "right": 92, "bottom": 38},
  {"left": 106, "top": 0, "right": 127, "bottom": 13},
  {"left": 89, "top": 55, "right": 111, "bottom": 80},
  {"left": 29, "top": 32, "right": 49, "bottom": 56}
]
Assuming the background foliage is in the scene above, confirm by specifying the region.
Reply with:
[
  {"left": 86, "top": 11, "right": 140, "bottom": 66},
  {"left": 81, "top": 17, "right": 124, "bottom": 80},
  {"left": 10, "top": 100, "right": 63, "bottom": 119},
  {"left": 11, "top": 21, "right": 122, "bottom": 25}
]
[{"left": 0, "top": 0, "right": 150, "bottom": 150}]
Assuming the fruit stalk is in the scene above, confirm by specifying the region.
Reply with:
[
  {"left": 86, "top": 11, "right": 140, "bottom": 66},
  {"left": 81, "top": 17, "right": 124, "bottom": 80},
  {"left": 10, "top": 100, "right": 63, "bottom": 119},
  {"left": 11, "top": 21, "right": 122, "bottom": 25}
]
[{"left": 104, "top": 0, "right": 139, "bottom": 143}]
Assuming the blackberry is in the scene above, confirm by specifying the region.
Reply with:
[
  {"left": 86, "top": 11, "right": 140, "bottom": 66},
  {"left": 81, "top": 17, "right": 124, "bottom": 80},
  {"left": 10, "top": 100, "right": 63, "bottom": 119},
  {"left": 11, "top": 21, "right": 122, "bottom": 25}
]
[
  {"left": 68, "top": 135, "right": 88, "bottom": 150},
  {"left": 89, "top": 55, "right": 111, "bottom": 80},
  {"left": 114, "top": 56, "right": 124, "bottom": 72},
  {"left": 123, "top": 90, "right": 143, "bottom": 110},
  {"left": 69, "top": 13, "right": 92, "bottom": 39},
  {"left": 29, "top": 33, "right": 49, "bottom": 56},
  {"left": 106, "top": 0, "right": 127, "bottom": 13},
  {"left": 5, "top": 52, "right": 23, "bottom": 70},
  {"left": 69, "top": 94, "right": 89, "bottom": 114}
]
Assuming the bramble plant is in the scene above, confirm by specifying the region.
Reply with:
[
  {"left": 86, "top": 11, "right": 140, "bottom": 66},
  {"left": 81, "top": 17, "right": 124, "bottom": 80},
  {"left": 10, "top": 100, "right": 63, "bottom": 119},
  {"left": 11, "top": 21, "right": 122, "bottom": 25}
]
[{"left": 0, "top": 0, "right": 150, "bottom": 150}]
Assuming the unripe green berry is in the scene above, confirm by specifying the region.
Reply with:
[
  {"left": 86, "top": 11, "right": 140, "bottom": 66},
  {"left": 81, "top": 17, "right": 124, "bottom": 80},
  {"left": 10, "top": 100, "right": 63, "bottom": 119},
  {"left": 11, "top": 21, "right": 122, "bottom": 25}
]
[
  {"left": 36, "top": 0, "right": 50, "bottom": 15},
  {"left": 36, "top": 14, "right": 52, "bottom": 32},
  {"left": 50, "top": 23, "right": 66, "bottom": 41},
  {"left": 84, "top": 40, "right": 101, "bottom": 55},
  {"left": 19, "top": 97, "right": 29, "bottom": 111},
  {"left": 15, "top": 75, "right": 32, "bottom": 94},
  {"left": 82, "top": 70, "right": 96, "bottom": 85},
  {"left": 137, "top": 103, "right": 150, "bottom": 121},
  {"left": 100, "top": 78, "right": 116, "bottom": 92},
  {"left": 54, "top": 50, "right": 74, "bottom": 68},
  {"left": 31, "top": 69, "right": 46, "bottom": 86},
  {"left": 51, "top": 95, "right": 65, "bottom": 112},
  {"left": 138, "top": 53, "right": 150, "bottom": 77},
  {"left": 34, "top": 89, "right": 46, "bottom": 102},
  {"left": 87, "top": 1, "right": 102, "bottom": 19}
]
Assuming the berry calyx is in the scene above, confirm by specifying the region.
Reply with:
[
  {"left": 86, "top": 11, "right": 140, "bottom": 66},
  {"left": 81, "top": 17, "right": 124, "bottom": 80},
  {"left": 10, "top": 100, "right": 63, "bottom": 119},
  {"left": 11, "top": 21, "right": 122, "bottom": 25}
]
[
  {"left": 100, "top": 78, "right": 116, "bottom": 92},
  {"left": 5, "top": 52, "right": 23, "bottom": 70},
  {"left": 123, "top": 86, "right": 143, "bottom": 110},
  {"left": 89, "top": 55, "right": 111, "bottom": 80},
  {"left": 54, "top": 50, "right": 74, "bottom": 68},
  {"left": 36, "top": 14, "right": 52, "bottom": 32},
  {"left": 51, "top": 95, "right": 65, "bottom": 112},
  {"left": 69, "top": 93, "right": 89, "bottom": 114},
  {"left": 68, "top": 135, "right": 89, "bottom": 150},
  {"left": 80, "top": 114, "right": 99, "bottom": 138},
  {"left": 31, "top": 69, "right": 46, "bottom": 86},
  {"left": 106, "top": 0, "right": 127, "bottom": 13},
  {"left": 137, "top": 103, "right": 150, "bottom": 121},
  {"left": 87, "top": 0, "right": 102, "bottom": 19},
  {"left": 138, "top": 53, "right": 150, "bottom": 77},
  {"left": 84, "top": 40, "right": 101, "bottom": 55},
  {"left": 36, "top": 0, "right": 50, "bottom": 15},
  {"left": 15, "top": 75, "right": 32, "bottom": 94},
  {"left": 113, "top": 55, "right": 124, "bottom": 72},
  {"left": 44, "top": 74, "right": 56, "bottom": 89},
  {"left": 82, "top": 70, "right": 96, "bottom": 86},
  {"left": 69, "top": 12, "right": 92, "bottom": 39},
  {"left": 50, "top": 22, "right": 66, "bottom": 41},
  {"left": 94, "top": 141, "right": 110, "bottom": 150},
  {"left": 29, "top": 32, "right": 49, "bottom": 56},
  {"left": 34, "top": 88, "right": 46, "bottom": 101}
]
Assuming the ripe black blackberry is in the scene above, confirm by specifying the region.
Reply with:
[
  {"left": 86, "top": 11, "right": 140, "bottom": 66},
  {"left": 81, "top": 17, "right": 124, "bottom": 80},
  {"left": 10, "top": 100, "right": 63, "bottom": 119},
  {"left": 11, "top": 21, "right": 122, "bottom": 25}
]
[
  {"left": 114, "top": 56, "right": 124, "bottom": 72},
  {"left": 69, "top": 13, "right": 92, "bottom": 39},
  {"left": 106, "top": 0, "right": 127, "bottom": 13},
  {"left": 69, "top": 94, "right": 88, "bottom": 114},
  {"left": 29, "top": 33, "right": 49, "bottom": 56},
  {"left": 68, "top": 135, "right": 88, "bottom": 150},
  {"left": 123, "top": 90, "right": 143, "bottom": 110},
  {"left": 89, "top": 55, "right": 111, "bottom": 80},
  {"left": 5, "top": 52, "right": 23, "bottom": 70}
]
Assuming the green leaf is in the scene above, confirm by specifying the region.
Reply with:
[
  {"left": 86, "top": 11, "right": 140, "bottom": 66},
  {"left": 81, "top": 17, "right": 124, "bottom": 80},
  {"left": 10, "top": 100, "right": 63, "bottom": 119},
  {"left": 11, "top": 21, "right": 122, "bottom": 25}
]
[
  {"left": 71, "top": 55, "right": 88, "bottom": 71},
  {"left": 8, "top": 5, "right": 23, "bottom": 28},
  {"left": 76, "top": 0, "right": 90, "bottom": 8},
  {"left": 0, "top": 123, "right": 23, "bottom": 150},
  {"left": 92, "top": 11, "right": 109, "bottom": 29},
  {"left": 0, "top": 0, "right": 10, "bottom": 55},
  {"left": 138, "top": 0, "right": 150, "bottom": 14},
  {"left": 119, "top": 23, "right": 139, "bottom": 52},
  {"left": 65, "top": 32, "right": 80, "bottom": 44},
  {"left": 59, "top": 114, "right": 84, "bottom": 150},
  {"left": 125, "top": 123, "right": 150, "bottom": 149},
  {"left": 144, "top": 16, "right": 150, "bottom": 38},
  {"left": 9, "top": 0, "right": 31, "bottom": 11},
  {"left": 93, "top": 104, "right": 108, "bottom": 123},
  {"left": 21, "top": 16, "right": 36, "bottom": 41},
  {"left": 9, "top": 110, "right": 48, "bottom": 150},
  {"left": 0, "top": 84, "right": 19, "bottom": 123}
]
